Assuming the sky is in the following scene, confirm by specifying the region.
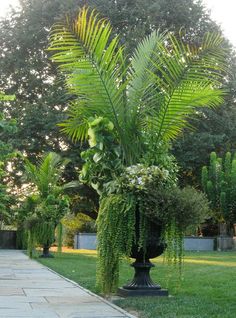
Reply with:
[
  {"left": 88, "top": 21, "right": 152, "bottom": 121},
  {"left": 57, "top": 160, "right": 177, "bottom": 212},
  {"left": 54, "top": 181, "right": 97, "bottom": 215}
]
[
  {"left": 1, "top": 0, "right": 236, "bottom": 46},
  {"left": 203, "top": 0, "right": 236, "bottom": 47}
]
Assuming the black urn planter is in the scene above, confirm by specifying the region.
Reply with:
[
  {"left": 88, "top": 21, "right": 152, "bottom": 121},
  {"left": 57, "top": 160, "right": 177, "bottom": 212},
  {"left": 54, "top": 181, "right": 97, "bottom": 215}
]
[{"left": 118, "top": 213, "right": 168, "bottom": 297}]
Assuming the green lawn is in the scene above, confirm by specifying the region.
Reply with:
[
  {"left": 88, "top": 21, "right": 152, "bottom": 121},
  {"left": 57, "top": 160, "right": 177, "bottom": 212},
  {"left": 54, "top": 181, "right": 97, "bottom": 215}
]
[{"left": 37, "top": 251, "right": 236, "bottom": 318}]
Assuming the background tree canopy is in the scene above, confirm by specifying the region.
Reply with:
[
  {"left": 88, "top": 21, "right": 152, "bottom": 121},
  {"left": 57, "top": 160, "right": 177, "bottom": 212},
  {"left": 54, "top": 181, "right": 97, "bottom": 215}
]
[{"left": 0, "top": 0, "right": 235, "bottom": 216}]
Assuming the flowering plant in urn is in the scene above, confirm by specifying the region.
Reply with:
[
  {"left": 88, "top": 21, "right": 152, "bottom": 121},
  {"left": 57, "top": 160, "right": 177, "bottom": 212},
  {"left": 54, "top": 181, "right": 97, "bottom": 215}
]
[{"left": 48, "top": 6, "right": 227, "bottom": 295}]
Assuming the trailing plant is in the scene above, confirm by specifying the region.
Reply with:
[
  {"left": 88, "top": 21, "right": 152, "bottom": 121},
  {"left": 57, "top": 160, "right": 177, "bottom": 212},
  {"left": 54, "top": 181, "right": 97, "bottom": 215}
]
[
  {"left": 56, "top": 222, "right": 63, "bottom": 253},
  {"left": 97, "top": 172, "right": 210, "bottom": 293},
  {"left": 25, "top": 194, "right": 69, "bottom": 256},
  {"left": 142, "top": 186, "right": 210, "bottom": 266},
  {"left": 97, "top": 193, "right": 136, "bottom": 294},
  {"left": 49, "top": 6, "right": 227, "bottom": 294},
  {"left": 27, "top": 220, "right": 55, "bottom": 257}
]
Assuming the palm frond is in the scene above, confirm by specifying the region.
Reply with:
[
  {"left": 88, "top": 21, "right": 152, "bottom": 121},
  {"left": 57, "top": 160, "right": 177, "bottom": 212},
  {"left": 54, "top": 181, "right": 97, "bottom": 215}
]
[
  {"left": 128, "top": 30, "right": 166, "bottom": 114},
  {"left": 129, "top": 32, "right": 227, "bottom": 143},
  {"left": 24, "top": 152, "right": 69, "bottom": 197},
  {"left": 120, "top": 31, "right": 166, "bottom": 159},
  {"left": 48, "top": 7, "right": 126, "bottom": 143},
  {"left": 58, "top": 100, "right": 89, "bottom": 142},
  {"left": 49, "top": 6, "right": 227, "bottom": 164}
]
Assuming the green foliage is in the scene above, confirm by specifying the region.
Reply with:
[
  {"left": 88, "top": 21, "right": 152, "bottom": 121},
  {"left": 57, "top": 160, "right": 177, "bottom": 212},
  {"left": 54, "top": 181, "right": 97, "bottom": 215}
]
[
  {"left": 173, "top": 90, "right": 236, "bottom": 186},
  {"left": 0, "top": 111, "right": 17, "bottom": 229},
  {"left": 140, "top": 186, "right": 209, "bottom": 268},
  {"left": 87, "top": 0, "right": 219, "bottom": 53},
  {"left": 96, "top": 193, "right": 136, "bottom": 294},
  {"left": 201, "top": 151, "right": 236, "bottom": 223},
  {"left": 0, "top": 0, "right": 220, "bottom": 159},
  {"left": 0, "top": 0, "right": 229, "bottom": 226},
  {"left": 49, "top": 7, "right": 227, "bottom": 166},
  {"left": 119, "top": 164, "right": 177, "bottom": 192},
  {"left": 48, "top": 6, "right": 227, "bottom": 294},
  {"left": 56, "top": 222, "right": 63, "bottom": 253},
  {"left": 24, "top": 152, "right": 70, "bottom": 198},
  {"left": 141, "top": 187, "right": 209, "bottom": 232},
  {"left": 18, "top": 152, "right": 71, "bottom": 255},
  {"left": 62, "top": 213, "right": 96, "bottom": 247},
  {"left": 0, "top": 92, "right": 15, "bottom": 101},
  {"left": 79, "top": 117, "right": 122, "bottom": 196},
  {"left": 63, "top": 213, "right": 96, "bottom": 233},
  {"left": 96, "top": 165, "right": 209, "bottom": 294}
]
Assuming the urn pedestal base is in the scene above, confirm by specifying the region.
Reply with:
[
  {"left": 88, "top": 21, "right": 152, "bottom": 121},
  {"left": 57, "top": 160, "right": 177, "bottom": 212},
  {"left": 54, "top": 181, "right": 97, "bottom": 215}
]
[
  {"left": 118, "top": 287, "right": 168, "bottom": 297},
  {"left": 39, "top": 245, "right": 54, "bottom": 258},
  {"left": 117, "top": 260, "right": 168, "bottom": 297}
]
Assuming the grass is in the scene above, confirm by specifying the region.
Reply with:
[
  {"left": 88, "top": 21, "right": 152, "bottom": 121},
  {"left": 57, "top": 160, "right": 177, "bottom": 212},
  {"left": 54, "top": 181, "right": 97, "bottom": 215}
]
[{"left": 37, "top": 250, "right": 236, "bottom": 318}]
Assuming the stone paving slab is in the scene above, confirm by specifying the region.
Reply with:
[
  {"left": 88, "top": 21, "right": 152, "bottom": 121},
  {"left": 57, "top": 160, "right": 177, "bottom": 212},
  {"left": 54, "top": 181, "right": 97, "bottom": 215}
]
[
  {"left": 0, "top": 296, "right": 47, "bottom": 303},
  {"left": 0, "top": 308, "right": 60, "bottom": 317},
  {"left": 0, "top": 288, "right": 24, "bottom": 296},
  {"left": 0, "top": 250, "right": 136, "bottom": 318},
  {"left": 45, "top": 296, "right": 101, "bottom": 304},
  {"left": 0, "top": 281, "right": 78, "bottom": 289}
]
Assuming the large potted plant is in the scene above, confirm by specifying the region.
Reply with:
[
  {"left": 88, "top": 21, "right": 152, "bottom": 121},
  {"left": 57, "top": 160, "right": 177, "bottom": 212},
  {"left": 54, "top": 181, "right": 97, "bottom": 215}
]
[
  {"left": 48, "top": 7, "right": 227, "bottom": 294},
  {"left": 19, "top": 152, "right": 75, "bottom": 257},
  {"left": 77, "top": 118, "right": 209, "bottom": 295}
]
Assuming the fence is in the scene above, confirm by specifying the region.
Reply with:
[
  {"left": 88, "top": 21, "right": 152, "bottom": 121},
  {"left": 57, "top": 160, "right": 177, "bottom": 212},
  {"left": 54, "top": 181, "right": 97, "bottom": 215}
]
[
  {"left": 74, "top": 234, "right": 218, "bottom": 251},
  {"left": 0, "top": 230, "right": 17, "bottom": 249}
]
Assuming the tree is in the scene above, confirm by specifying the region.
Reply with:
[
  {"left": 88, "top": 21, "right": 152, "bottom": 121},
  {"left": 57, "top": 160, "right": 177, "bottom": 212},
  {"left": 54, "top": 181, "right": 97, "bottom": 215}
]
[
  {"left": 48, "top": 6, "right": 227, "bottom": 294},
  {"left": 173, "top": 46, "right": 236, "bottom": 186},
  {"left": 0, "top": 95, "right": 17, "bottom": 229},
  {"left": 201, "top": 152, "right": 236, "bottom": 228},
  {"left": 0, "top": 0, "right": 225, "bottom": 218},
  {"left": 0, "top": 117, "right": 16, "bottom": 228},
  {"left": 87, "top": 0, "right": 219, "bottom": 53},
  {"left": 0, "top": 0, "right": 219, "bottom": 162}
]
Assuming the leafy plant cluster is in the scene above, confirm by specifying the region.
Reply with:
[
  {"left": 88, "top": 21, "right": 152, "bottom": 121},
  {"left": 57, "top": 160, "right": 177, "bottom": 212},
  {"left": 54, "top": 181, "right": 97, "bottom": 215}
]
[
  {"left": 202, "top": 151, "right": 236, "bottom": 224},
  {"left": 97, "top": 169, "right": 210, "bottom": 293},
  {"left": 17, "top": 152, "right": 72, "bottom": 256},
  {"left": 0, "top": 97, "right": 17, "bottom": 229},
  {"left": 78, "top": 115, "right": 209, "bottom": 294},
  {"left": 119, "top": 164, "right": 175, "bottom": 192},
  {"left": 80, "top": 117, "right": 122, "bottom": 196},
  {"left": 62, "top": 213, "right": 96, "bottom": 247}
]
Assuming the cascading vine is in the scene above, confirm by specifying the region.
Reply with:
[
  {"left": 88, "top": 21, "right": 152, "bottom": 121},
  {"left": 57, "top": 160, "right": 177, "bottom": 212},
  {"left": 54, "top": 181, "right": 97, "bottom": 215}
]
[{"left": 96, "top": 193, "right": 136, "bottom": 295}]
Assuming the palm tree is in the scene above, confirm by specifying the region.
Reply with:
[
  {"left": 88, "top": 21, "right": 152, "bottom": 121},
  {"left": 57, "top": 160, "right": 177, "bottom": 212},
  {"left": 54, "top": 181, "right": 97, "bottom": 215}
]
[
  {"left": 48, "top": 7, "right": 227, "bottom": 166},
  {"left": 24, "top": 152, "right": 69, "bottom": 199}
]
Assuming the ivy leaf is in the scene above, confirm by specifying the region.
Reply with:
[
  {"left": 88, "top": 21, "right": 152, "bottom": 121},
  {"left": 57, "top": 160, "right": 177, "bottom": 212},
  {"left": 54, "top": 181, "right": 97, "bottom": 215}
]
[{"left": 93, "top": 152, "right": 103, "bottom": 163}]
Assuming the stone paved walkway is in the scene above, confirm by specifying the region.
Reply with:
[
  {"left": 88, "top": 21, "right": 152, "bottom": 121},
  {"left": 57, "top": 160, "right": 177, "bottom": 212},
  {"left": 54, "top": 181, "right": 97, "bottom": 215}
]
[{"left": 0, "top": 250, "right": 136, "bottom": 318}]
